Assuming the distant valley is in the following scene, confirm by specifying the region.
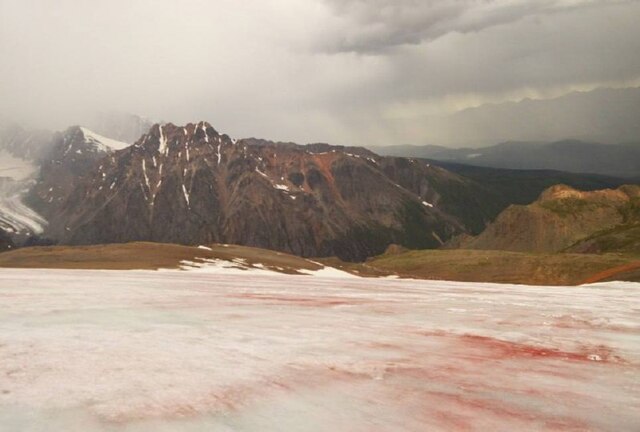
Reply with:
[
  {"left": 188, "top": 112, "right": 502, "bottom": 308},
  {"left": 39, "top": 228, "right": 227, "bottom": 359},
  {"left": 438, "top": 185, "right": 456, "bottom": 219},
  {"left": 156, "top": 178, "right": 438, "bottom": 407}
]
[{"left": 369, "top": 140, "right": 640, "bottom": 178}]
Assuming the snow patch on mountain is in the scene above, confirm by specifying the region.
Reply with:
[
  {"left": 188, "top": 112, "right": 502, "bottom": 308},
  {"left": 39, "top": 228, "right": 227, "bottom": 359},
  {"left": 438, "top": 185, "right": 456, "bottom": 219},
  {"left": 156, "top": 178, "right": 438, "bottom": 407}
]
[
  {"left": 158, "top": 125, "right": 168, "bottom": 155},
  {"left": 182, "top": 184, "right": 190, "bottom": 206},
  {"left": 80, "top": 127, "right": 129, "bottom": 151}
]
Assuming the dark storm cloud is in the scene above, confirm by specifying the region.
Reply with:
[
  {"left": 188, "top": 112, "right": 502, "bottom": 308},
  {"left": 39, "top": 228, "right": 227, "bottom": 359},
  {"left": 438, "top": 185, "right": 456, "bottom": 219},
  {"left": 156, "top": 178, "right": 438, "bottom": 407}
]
[
  {"left": 318, "top": 0, "right": 633, "bottom": 53},
  {"left": 0, "top": 0, "right": 639, "bottom": 147}
]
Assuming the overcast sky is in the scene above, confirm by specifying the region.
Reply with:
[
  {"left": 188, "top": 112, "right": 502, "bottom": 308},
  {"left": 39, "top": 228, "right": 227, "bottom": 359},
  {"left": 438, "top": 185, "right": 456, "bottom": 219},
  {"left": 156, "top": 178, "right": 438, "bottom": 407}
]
[{"left": 1, "top": 0, "right": 639, "bottom": 146}]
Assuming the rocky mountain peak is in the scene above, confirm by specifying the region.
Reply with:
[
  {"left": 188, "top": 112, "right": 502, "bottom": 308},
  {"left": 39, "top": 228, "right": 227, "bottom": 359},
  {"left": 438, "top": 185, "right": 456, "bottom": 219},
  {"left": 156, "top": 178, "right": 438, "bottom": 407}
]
[{"left": 139, "top": 122, "right": 229, "bottom": 157}]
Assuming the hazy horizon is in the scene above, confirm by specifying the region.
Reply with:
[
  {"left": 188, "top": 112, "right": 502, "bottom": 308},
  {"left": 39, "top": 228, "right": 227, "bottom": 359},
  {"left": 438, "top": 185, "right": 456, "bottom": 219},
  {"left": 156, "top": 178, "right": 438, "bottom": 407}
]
[{"left": 1, "top": 0, "right": 640, "bottom": 148}]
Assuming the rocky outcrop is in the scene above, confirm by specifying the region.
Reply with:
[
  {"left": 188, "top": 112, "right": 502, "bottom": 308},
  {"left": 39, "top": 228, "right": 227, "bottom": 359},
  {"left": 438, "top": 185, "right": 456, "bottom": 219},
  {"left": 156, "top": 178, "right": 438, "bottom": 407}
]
[{"left": 462, "top": 184, "right": 640, "bottom": 253}]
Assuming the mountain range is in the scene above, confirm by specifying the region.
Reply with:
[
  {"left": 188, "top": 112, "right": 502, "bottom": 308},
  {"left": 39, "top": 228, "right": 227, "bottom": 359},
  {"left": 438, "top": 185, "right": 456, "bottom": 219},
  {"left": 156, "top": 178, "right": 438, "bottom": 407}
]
[
  {"left": 0, "top": 119, "right": 637, "bottom": 261},
  {"left": 369, "top": 140, "right": 640, "bottom": 178}
]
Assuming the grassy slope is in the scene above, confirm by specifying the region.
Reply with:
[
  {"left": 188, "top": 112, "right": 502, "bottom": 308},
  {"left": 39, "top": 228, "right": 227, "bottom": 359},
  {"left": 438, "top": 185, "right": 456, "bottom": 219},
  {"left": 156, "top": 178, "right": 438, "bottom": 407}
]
[
  {"left": 566, "top": 223, "right": 640, "bottom": 254},
  {"left": 0, "top": 242, "right": 322, "bottom": 273},
  {"left": 1, "top": 242, "right": 638, "bottom": 286},
  {"left": 327, "top": 249, "right": 640, "bottom": 286},
  {"left": 565, "top": 196, "right": 640, "bottom": 254}
]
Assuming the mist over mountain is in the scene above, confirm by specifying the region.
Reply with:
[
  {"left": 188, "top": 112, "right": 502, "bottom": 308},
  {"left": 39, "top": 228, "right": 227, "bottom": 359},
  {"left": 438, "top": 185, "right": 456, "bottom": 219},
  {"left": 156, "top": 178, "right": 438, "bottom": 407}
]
[
  {"left": 2, "top": 1, "right": 640, "bottom": 148},
  {"left": 409, "top": 87, "right": 640, "bottom": 147},
  {"left": 86, "top": 112, "right": 155, "bottom": 145}
]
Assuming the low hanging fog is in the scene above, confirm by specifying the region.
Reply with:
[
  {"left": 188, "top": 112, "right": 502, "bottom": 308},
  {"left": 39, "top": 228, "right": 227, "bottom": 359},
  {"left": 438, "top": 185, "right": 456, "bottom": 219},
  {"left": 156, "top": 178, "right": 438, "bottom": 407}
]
[{"left": 1, "top": 0, "right": 639, "bottom": 147}]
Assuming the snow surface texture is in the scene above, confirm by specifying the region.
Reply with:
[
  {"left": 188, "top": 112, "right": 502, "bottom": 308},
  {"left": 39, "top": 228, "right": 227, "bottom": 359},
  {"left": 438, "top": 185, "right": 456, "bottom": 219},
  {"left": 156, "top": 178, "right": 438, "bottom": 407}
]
[{"left": 0, "top": 269, "right": 638, "bottom": 431}]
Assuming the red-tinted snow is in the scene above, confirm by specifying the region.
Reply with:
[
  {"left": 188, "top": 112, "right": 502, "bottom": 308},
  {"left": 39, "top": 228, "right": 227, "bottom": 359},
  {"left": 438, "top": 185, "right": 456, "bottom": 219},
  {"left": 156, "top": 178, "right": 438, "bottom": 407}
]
[{"left": 0, "top": 270, "right": 638, "bottom": 431}]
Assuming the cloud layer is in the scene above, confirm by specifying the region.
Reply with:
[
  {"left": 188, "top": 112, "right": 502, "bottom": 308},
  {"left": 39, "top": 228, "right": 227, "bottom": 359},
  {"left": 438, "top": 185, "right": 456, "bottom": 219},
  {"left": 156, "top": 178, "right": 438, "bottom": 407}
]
[
  {"left": 0, "top": 0, "right": 639, "bottom": 146},
  {"left": 318, "top": 0, "right": 631, "bottom": 53}
]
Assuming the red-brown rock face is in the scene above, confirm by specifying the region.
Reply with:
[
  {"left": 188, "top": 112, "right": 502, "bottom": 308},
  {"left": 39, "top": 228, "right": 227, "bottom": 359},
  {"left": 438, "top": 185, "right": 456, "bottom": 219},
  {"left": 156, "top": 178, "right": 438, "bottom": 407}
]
[{"left": 33, "top": 122, "right": 471, "bottom": 260}]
